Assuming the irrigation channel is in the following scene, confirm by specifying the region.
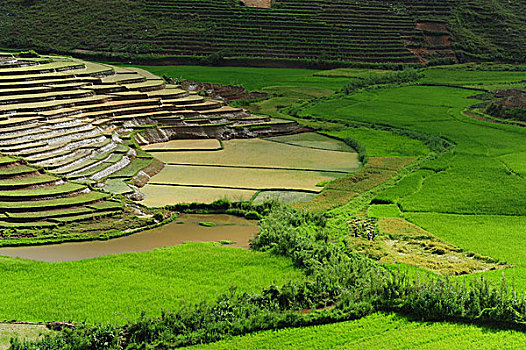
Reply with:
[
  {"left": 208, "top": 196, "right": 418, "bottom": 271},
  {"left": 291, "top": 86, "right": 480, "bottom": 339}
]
[{"left": 0, "top": 214, "right": 258, "bottom": 262}]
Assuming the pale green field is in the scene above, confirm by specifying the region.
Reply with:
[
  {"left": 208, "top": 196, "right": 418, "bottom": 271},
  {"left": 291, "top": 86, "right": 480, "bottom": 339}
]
[
  {"left": 142, "top": 136, "right": 358, "bottom": 205},
  {"left": 142, "top": 139, "right": 222, "bottom": 151},
  {"left": 152, "top": 138, "right": 359, "bottom": 172},
  {"left": 141, "top": 184, "right": 256, "bottom": 206},
  {"left": 0, "top": 324, "right": 52, "bottom": 350},
  {"left": 253, "top": 190, "right": 316, "bottom": 204},
  {"left": 264, "top": 133, "right": 355, "bottom": 152},
  {"left": 150, "top": 165, "right": 338, "bottom": 192}
]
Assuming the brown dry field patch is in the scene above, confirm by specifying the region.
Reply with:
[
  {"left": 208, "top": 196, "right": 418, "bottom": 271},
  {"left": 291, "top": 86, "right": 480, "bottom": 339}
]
[{"left": 348, "top": 217, "right": 507, "bottom": 276}]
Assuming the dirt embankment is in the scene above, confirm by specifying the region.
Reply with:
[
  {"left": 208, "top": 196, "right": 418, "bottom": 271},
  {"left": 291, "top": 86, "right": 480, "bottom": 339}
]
[
  {"left": 494, "top": 89, "right": 526, "bottom": 109},
  {"left": 416, "top": 21, "right": 452, "bottom": 47},
  {"left": 239, "top": 0, "right": 271, "bottom": 7},
  {"left": 164, "top": 77, "right": 268, "bottom": 103},
  {"left": 408, "top": 21, "right": 457, "bottom": 64}
]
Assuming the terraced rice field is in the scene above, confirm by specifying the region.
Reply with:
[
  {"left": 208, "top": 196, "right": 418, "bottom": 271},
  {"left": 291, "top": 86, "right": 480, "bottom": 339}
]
[
  {"left": 142, "top": 134, "right": 360, "bottom": 205},
  {"left": 151, "top": 138, "right": 359, "bottom": 171},
  {"left": 2, "top": 56, "right": 525, "bottom": 348},
  {"left": 142, "top": 139, "right": 222, "bottom": 151},
  {"left": 0, "top": 52, "right": 298, "bottom": 237},
  {"left": 141, "top": 185, "right": 257, "bottom": 207}
]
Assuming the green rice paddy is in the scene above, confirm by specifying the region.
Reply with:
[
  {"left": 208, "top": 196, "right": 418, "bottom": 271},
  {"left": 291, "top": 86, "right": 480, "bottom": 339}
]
[
  {"left": 133, "top": 65, "right": 349, "bottom": 91},
  {"left": 0, "top": 243, "right": 303, "bottom": 324},
  {"left": 150, "top": 138, "right": 359, "bottom": 172},
  {"left": 264, "top": 133, "right": 355, "bottom": 152},
  {"left": 325, "top": 128, "right": 429, "bottom": 157},
  {"left": 300, "top": 86, "right": 526, "bottom": 218},
  {"left": 184, "top": 312, "right": 526, "bottom": 350}
]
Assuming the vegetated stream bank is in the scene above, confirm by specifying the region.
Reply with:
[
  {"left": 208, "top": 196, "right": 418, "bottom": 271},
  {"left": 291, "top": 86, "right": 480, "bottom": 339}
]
[{"left": 0, "top": 214, "right": 257, "bottom": 262}]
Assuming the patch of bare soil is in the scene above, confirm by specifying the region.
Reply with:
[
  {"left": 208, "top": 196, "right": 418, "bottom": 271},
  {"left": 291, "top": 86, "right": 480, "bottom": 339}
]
[
  {"left": 239, "top": 0, "right": 271, "bottom": 7},
  {"left": 416, "top": 21, "right": 448, "bottom": 33},
  {"left": 165, "top": 78, "right": 268, "bottom": 103},
  {"left": 494, "top": 89, "right": 526, "bottom": 109},
  {"left": 407, "top": 21, "right": 457, "bottom": 64}
]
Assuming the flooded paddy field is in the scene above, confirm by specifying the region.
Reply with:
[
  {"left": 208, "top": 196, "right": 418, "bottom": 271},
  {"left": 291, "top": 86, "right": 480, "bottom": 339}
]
[
  {"left": 265, "top": 133, "right": 356, "bottom": 152},
  {"left": 142, "top": 139, "right": 222, "bottom": 151},
  {"left": 151, "top": 137, "right": 359, "bottom": 172},
  {"left": 142, "top": 134, "right": 359, "bottom": 205},
  {"left": 0, "top": 214, "right": 257, "bottom": 262},
  {"left": 141, "top": 185, "right": 256, "bottom": 207},
  {"left": 149, "top": 165, "right": 340, "bottom": 192}
]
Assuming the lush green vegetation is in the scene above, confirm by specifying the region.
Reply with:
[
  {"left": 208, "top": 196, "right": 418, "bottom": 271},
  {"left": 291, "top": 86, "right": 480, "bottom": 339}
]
[
  {"left": 421, "top": 66, "right": 526, "bottom": 89},
  {"left": 13, "top": 206, "right": 526, "bottom": 349},
  {"left": 185, "top": 312, "right": 526, "bottom": 349},
  {"left": 1, "top": 0, "right": 525, "bottom": 65},
  {"left": 299, "top": 85, "right": 526, "bottom": 217},
  {"left": 367, "top": 204, "right": 402, "bottom": 218},
  {"left": 133, "top": 65, "right": 349, "bottom": 91},
  {"left": 406, "top": 213, "right": 526, "bottom": 289},
  {"left": 0, "top": 242, "right": 303, "bottom": 324},
  {"left": 2, "top": 57, "right": 526, "bottom": 349},
  {"left": 325, "top": 128, "right": 429, "bottom": 158}
]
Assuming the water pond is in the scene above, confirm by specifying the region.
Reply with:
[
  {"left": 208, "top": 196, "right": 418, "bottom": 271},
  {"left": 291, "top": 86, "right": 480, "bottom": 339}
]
[{"left": 0, "top": 214, "right": 257, "bottom": 262}]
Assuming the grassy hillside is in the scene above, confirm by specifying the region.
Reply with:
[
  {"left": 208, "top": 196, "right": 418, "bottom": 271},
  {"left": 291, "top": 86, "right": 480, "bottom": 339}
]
[{"left": 0, "top": 0, "right": 524, "bottom": 65}]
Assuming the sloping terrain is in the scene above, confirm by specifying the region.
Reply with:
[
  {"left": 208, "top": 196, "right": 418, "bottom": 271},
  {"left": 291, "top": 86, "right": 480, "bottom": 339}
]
[
  {"left": 0, "top": 52, "right": 296, "bottom": 239},
  {"left": 0, "top": 0, "right": 523, "bottom": 65}
]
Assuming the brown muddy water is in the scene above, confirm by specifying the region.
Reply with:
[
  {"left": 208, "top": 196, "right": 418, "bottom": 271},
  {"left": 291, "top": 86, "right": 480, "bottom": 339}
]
[{"left": 0, "top": 214, "right": 258, "bottom": 263}]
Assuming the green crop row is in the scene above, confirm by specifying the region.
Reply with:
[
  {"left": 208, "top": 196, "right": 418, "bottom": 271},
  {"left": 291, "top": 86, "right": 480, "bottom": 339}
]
[
  {"left": 0, "top": 181, "right": 84, "bottom": 198},
  {"left": 0, "top": 191, "right": 107, "bottom": 210}
]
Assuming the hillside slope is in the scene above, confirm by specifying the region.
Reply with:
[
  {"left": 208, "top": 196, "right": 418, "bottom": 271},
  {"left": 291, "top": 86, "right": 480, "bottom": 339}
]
[{"left": 0, "top": 0, "right": 524, "bottom": 65}]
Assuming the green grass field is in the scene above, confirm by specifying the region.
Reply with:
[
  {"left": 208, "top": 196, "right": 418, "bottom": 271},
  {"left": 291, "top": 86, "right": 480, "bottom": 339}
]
[
  {"left": 300, "top": 85, "right": 526, "bottom": 217},
  {"left": 325, "top": 128, "right": 429, "bottom": 157},
  {"left": 184, "top": 312, "right": 526, "bottom": 349},
  {"left": 0, "top": 324, "right": 52, "bottom": 350},
  {"left": 132, "top": 65, "right": 349, "bottom": 91},
  {"left": 0, "top": 243, "right": 303, "bottom": 324},
  {"left": 421, "top": 66, "right": 526, "bottom": 89}
]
